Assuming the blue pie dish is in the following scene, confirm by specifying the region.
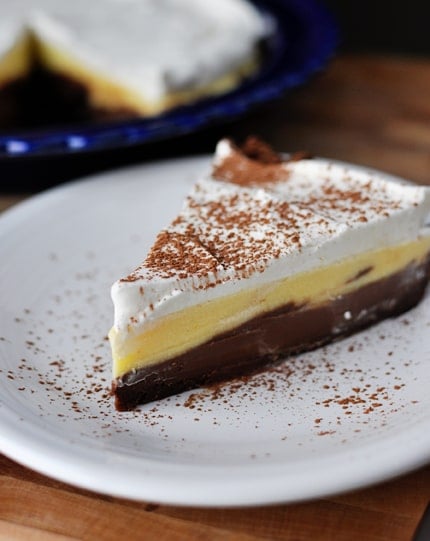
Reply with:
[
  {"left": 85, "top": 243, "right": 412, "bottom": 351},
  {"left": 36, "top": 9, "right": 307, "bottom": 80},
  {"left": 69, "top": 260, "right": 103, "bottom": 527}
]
[{"left": 0, "top": 0, "right": 338, "bottom": 160}]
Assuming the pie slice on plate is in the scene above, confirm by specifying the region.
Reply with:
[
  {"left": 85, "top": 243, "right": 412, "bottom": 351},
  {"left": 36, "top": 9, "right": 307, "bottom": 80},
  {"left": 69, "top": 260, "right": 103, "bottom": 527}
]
[{"left": 109, "top": 138, "right": 430, "bottom": 410}]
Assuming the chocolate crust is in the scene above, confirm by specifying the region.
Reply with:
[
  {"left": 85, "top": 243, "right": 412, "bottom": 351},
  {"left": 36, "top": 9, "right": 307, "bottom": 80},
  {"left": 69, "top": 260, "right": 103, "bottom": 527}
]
[
  {"left": 113, "top": 257, "right": 430, "bottom": 410},
  {"left": 0, "top": 67, "right": 135, "bottom": 129}
]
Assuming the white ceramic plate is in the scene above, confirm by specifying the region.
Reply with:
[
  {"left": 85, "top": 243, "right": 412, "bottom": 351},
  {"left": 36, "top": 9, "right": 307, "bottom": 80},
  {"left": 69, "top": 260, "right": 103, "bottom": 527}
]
[{"left": 0, "top": 157, "right": 429, "bottom": 507}]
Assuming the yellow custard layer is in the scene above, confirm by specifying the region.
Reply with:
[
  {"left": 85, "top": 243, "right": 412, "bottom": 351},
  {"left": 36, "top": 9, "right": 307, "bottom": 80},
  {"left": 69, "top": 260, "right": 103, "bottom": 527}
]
[
  {"left": 0, "top": 33, "right": 33, "bottom": 86},
  {"left": 0, "top": 32, "right": 260, "bottom": 116},
  {"left": 110, "top": 237, "right": 430, "bottom": 378},
  {"left": 36, "top": 41, "right": 260, "bottom": 115}
]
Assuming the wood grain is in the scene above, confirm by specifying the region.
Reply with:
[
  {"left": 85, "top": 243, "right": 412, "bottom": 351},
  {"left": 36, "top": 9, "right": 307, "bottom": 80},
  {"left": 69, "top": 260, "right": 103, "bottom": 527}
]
[
  {"left": 0, "top": 453, "right": 428, "bottom": 541},
  {"left": 1, "top": 54, "right": 430, "bottom": 541},
  {"left": 0, "top": 195, "right": 28, "bottom": 213},
  {"left": 236, "top": 55, "right": 430, "bottom": 186}
]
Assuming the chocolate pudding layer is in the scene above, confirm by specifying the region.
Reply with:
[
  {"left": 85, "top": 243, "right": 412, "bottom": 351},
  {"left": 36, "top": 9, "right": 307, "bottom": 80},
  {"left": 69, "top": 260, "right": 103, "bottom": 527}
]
[
  {"left": 113, "top": 256, "right": 430, "bottom": 410},
  {"left": 0, "top": 67, "right": 134, "bottom": 129}
]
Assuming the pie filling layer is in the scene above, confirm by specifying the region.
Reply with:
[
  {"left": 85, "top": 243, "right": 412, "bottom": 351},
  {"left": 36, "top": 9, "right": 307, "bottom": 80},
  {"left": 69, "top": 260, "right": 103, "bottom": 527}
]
[
  {"left": 0, "top": 1, "right": 266, "bottom": 124},
  {"left": 32, "top": 41, "right": 261, "bottom": 116},
  {"left": 0, "top": 38, "right": 260, "bottom": 125},
  {"left": 109, "top": 137, "right": 430, "bottom": 410},
  {"left": 112, "top": 253, "right": 430, "bottom": 410},
  {"left": 110, "top": 237, "right": 430, "bottom": 380}
]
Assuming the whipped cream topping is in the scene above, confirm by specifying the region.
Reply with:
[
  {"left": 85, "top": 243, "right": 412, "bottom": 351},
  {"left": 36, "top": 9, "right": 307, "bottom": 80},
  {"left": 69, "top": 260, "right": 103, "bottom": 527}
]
[
  {"left": 111, "top": 140, "right": 430, "bottom": 332},
  {"left": 0, "top": 0, "right": 268, "bottom": 101}
]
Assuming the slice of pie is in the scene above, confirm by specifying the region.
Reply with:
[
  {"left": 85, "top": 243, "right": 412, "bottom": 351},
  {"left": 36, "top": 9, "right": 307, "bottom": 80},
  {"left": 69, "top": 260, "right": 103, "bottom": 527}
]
[
  {"left": 109, "top": 138, "right": 430, "bottom": 410},
  {"left": 0, "top": 0, "right": 267, "bottom": 125}
]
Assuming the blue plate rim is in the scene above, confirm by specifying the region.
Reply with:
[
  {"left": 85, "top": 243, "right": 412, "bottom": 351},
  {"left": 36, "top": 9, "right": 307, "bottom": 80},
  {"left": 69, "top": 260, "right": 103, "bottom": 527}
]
[{"left": 0, "top": 0, "right": 339, "bottom": 158}]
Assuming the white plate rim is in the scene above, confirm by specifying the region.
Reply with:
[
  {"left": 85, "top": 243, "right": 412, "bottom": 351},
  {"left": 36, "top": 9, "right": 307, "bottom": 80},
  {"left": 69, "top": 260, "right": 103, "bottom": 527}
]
[{"left": 0, "top": 156, "right": 429, "bottom": 507}]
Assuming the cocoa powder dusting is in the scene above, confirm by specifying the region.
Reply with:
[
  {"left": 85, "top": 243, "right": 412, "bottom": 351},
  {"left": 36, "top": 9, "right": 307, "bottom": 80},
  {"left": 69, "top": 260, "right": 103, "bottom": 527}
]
[
  {"left": 212, "top": 137, "right": 311, "bottom": 186},
  {"left": 241, "top": 136, "right": 282, "bottom": 164},
  {"left": 213, "top": 139, "right": 287, "bottom": 186},
  {"left": 119, "top": 137, "right": 413, "bottom": 291}
]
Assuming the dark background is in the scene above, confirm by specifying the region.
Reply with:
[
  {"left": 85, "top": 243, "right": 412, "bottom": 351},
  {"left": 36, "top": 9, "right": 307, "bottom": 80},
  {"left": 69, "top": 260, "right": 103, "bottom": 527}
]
[{"left": 325, "top": 0, "right": 430, "bottom": 55}]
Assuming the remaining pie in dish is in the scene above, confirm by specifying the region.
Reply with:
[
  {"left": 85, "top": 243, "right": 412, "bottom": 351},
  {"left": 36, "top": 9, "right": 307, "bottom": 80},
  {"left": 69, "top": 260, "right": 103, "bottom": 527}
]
[
  {"left": 0, "top": 0, "right": 267, "bottom": 125},
  {"left": 109, "top": 137, "right": 430, "bottom": 410}
]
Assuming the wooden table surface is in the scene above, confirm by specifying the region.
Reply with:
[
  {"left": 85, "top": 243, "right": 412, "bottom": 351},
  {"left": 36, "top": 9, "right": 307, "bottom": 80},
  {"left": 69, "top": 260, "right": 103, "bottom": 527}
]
[{"left": 1, "top": 54, "right": 430, "bottom": 541}]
